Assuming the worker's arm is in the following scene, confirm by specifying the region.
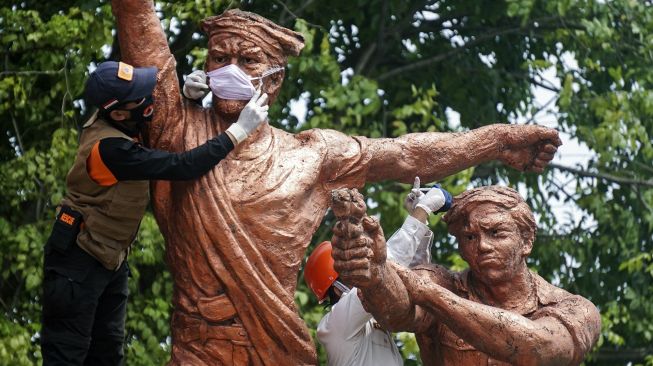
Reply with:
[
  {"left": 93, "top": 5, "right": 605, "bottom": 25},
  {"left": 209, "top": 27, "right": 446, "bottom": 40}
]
[
  {"left": 87, "top": 134, "right": 233, "bottom": 184},
  {"left": 387, "top": 180, "right": 449, "bottom": 267},
  {"left": 386, "top": 215, "right": 433, "bottom": 268}
]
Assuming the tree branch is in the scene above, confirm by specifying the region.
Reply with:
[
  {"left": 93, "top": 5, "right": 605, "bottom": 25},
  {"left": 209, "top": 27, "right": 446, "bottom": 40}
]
[
  {"left": 355, "top": 42, "right": 377, "bottom": 76},
  {"left": 374, "top": 0, "right": 389, "bottom": 63},
  {"left": 0, "top": 69, "right": 63, "bottom": 77},
  {"left": 377, "top": 15, "right": 582, "bottom": 81},
  {"left": 593, "top": 347, "right": 653, "bottom": 363},
  {"left": 550, "top": 163, "right": 653, "bottom": 188},
  {"left": 632, "top": 161, "right": 653, "bottom": 175},
  {"left": 524, "top": 94, "right": 557, "bottom": 124},
  {"left": 377, "top": 26, "right": 528, "bottom": 81},
  {"left": 273, "top": 0, "right": 326, "bottom": 33},
  {"left": 9, "top": 112, "right": 24, "bottom": 155},
  {"left": 278, "top": 0, "right": 315, "bottom": 26},
  {"left": 358, "top": 0, "right": 437, "bottom": 75},
  {"left": 549, "top": 176, "right": 577, "bottom": 203},
  {"left": 529, "top": 77, "right": 561, "bottom": 93}
]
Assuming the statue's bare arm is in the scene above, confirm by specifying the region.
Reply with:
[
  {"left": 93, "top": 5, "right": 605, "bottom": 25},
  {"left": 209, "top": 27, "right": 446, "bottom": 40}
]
[
  {"left": 111, "top": 0, "right": 184, "bottom": 148},
  {"left": 111, "top": 0, "right": 172, "bottom": 70},
  {"left": 396, "top": 268, "right": 583, "bottom": 366},
  {"left": 365, "top": 124, "right": 561, "bottom": 183}
]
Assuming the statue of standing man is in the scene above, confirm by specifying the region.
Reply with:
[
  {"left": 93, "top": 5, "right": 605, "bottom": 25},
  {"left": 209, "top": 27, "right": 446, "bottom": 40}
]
[{"left": 111, "top": 1, "right": 561, "bottom": 364}]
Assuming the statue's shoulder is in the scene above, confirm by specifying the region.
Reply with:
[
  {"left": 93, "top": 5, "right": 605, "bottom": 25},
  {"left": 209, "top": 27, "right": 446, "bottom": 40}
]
[
  {"left": 282, "top": 128, "right": 332, "bottom": 147},
  {"left": 531, "top": 271, "right": 596, "bottom": 312},
  {"left": 297, "top": 127, "right": 359, "bottom": 146},
  {"left": 531, "top": 271, "right": 601, "bottom": 353}
]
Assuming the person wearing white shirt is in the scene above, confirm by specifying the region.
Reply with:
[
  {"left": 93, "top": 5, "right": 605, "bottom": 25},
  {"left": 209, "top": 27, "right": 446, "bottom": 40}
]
[{"left": 303, "top": 177, "right": 452, "bottom": 366}]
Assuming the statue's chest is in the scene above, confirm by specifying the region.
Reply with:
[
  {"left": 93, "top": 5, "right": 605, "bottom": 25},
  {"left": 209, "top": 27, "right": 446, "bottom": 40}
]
[{"left": 216, "top": 146, "right": 323, "bottom": 208}]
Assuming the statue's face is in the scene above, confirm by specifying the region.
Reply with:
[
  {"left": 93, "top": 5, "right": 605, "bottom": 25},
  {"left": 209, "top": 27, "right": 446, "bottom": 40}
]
[
  {"left": 206, "top": 33, "right": 284, "bottom": 119},
  {"left": 457, "top": 204, "right": 529, "bottom": 285}
]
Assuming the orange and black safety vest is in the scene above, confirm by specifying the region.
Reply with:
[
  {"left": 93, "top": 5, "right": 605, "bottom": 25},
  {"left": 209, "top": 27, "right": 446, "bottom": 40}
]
[{"left": 61, "top": 115, "right": 149, "bottom": 270}]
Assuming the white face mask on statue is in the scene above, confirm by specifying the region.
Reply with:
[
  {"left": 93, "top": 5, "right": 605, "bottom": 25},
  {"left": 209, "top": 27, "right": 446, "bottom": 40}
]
[{"left": 207, "top": 64, "right": 284, "bottom": 100}]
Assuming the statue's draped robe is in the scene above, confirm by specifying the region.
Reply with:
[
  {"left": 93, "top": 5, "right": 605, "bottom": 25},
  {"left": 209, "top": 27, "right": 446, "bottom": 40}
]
[{"left": 148, "top": 57, "right": 371, "bottom": 365}]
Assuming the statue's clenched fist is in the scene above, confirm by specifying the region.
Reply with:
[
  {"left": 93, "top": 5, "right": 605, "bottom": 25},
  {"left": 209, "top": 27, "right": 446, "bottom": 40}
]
[
  {"left": 496, "top": 124, "right": 562, "bottom": 173},
  {"left": 330, "top": 189, "right": 387, "bottom": 289}
]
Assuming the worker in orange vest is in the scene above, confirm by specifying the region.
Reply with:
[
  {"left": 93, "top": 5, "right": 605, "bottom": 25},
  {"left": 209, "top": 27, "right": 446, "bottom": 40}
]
[{"left": 41, "top": 60, "right": 268, "bottom": 365}]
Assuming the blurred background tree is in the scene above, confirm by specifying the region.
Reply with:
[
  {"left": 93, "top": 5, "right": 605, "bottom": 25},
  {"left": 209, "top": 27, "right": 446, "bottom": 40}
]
[{"left": 1, "top": 0, "right": 652, "bottom": 365}]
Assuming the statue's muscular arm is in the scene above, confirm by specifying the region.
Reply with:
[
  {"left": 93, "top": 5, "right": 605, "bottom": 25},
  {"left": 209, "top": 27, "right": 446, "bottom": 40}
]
[
  {"left": 111, "top": 0, "right": 171, "bottom": 70},
  {"left": 364, "top": 124, "right": 561, "bottom": 184},
  {"left": 395, "top": 267, "right": 594, "bottom": 366},
  {"left": 111, "top": 0, "right": 184, "bottom": 149},
  {"left": 357, "top": 263, "right": 448, "bottom": 334}
]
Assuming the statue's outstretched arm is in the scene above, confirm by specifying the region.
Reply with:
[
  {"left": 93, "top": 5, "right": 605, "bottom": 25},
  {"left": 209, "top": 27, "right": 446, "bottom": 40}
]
[{"left": 365, "top": 124, "right": 561, "bottom": 184}]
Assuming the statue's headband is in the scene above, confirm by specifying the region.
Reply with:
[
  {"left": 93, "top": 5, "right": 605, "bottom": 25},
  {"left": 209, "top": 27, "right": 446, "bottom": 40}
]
[
  {"left": 443, "top": 186, "right": 533, "bottom": 227},
  {"left": 201, "top": 9, "right": 305, "bottom": 60}
]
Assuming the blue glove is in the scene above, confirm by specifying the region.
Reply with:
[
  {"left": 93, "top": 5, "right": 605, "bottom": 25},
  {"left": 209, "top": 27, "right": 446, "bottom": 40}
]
[{"left": 434, "top": 184, "right": 453, "bottom": 213}]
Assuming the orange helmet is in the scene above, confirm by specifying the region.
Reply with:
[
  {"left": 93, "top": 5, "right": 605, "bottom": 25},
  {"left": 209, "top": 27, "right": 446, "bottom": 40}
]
[{"left": 304, "top": 241, "right": 339, "bottom": 303}]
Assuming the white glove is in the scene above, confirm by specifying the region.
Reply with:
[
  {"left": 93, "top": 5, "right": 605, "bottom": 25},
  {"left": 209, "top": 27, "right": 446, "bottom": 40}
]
[
  {"left": 226, "top": 89, "right": 269, "bottom": 144},
  {"left": 183, "top": 70, "right": 209, "bottom": 100},
  {"left": 404, "top": 176, "right": 424, "bottom": 214},
  {"left": 416, "top": 185, "right": 446, "bottom": 215}
]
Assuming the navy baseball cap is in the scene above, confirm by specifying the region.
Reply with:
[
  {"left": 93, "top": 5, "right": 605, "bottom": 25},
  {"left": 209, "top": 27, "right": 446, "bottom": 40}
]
[{"left": 84, "top": 61, "right": 157, "bottom": 110}]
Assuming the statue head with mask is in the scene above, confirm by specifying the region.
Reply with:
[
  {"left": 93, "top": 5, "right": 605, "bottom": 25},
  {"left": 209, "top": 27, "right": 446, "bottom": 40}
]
[{"left": 200, "top": 10, "right": 305, "bottom": 122}]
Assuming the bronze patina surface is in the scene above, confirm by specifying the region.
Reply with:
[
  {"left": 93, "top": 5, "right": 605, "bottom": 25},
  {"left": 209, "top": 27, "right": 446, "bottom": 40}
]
[{"left": 112, "top": 1, "right": 562, "bottom": 364}]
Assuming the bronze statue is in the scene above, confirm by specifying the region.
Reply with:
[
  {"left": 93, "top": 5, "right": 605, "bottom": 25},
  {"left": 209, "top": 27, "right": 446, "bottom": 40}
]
[
  {"left": 111, "top": 1, "right": 562, "bottom": 364},
  {"left": 330, "top": 187, "right": 601, "bottom": 366}
]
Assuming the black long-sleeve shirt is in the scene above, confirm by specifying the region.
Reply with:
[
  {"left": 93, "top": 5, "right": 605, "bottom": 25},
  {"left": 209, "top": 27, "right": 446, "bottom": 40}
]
[{"left": 88, "top": 133, "right": 234, "bottom": 185}]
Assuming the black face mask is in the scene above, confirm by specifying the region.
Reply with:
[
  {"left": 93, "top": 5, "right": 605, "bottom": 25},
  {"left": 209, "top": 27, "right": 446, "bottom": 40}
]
[
  {"left": 104, "top": 96, "right": 155, "bottom": 136},
  {"left": 121, "top": 96, "right": 155, "bottom": 124}
]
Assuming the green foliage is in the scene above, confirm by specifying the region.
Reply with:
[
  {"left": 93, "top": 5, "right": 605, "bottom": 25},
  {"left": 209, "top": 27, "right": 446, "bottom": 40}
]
[{"left": 2, "top": 0, "right": 652, "bottom": 365}]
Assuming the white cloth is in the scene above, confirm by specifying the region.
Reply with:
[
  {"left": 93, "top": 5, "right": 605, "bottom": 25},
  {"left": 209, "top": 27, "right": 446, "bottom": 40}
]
[
  {"left": 317, "top": 288, "right": 404, "bottom": 366},
  {"left": 386, "top": 215, "right": 434, "bottom": 268}
]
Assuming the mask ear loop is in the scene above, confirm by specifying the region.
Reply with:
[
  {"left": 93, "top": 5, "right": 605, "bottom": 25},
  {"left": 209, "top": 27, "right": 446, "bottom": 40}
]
[
  {"left": 259, "top": 66, "right": 285, "bottom": 78},
  {"left": 249, "top": 66, "right": 285, "bottom": 92}
]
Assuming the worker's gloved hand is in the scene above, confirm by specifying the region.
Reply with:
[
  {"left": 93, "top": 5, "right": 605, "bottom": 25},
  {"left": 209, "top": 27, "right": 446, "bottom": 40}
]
[
  {"left": 404, "top": 176, "right": 425, "bottom": 214},
  {"left": 226, "top": 89, "right": 269, "bottom": 144},
  {"left": 182, "top": 70, "right": 209, "bottom": 100},
  {"left": 415, "top": 184, "right": 453, "bottom": 215}
]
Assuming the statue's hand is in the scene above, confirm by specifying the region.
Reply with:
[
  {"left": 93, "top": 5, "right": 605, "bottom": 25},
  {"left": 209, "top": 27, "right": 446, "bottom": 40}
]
[
  {"left": 330, "top": 189, "right": 387, "bottom": 289},
  {"left": 498, "top": 124, "right": 562, "bottom": 173}
]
